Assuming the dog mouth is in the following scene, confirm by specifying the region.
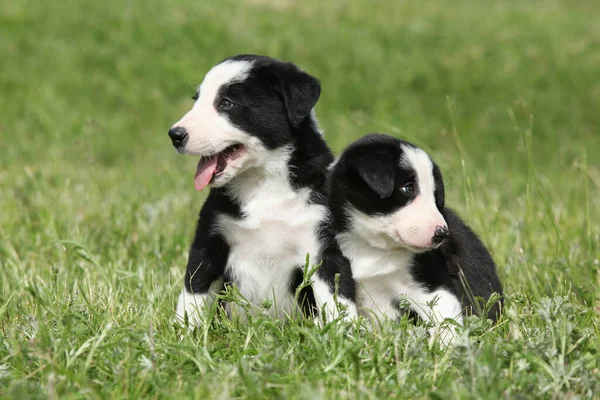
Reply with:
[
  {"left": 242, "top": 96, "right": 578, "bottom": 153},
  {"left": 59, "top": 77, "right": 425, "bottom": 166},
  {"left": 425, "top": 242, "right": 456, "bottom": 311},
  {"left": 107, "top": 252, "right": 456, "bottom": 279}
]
[
  {"left": 407, "top": 245, "right": 433, "bottom": 253},
  {"left": 194, "top": 144, "right": 245, "bottom": 191},
  {"left": 403, "top": 241, "right": 443, "bottom": 253},
  {"left": 398, "top": 237, "right": 438, "bottom": 253}
]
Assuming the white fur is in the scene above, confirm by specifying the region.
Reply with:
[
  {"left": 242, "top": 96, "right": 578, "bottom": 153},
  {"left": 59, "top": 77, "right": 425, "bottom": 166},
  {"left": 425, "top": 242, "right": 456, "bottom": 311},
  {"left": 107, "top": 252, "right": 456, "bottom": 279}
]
[
  {"left": 408, "top": 288, "right": 463, "bottom": 346},
  {"left": 174, "top": 147, "right": 340, "bottom": 323},
  {"left": 395, "top": 145, "right": 447, "bottom": 250},
  {"left": 170, "top": 60, "right": 257, "bottom": 187},
  {"left": 312, "top": 276, "right": 358, "bottom": 324},
  {"left": 343, "top": 145, "right": 447, "bottom": 253},
  {"left": 216, "top": 147, "right": 352, "bottom": 321},
  {"left": 310, "top": 109, "right": 324, "bottom": 136},
  {"left": 175, "top": 148, "right": 348, "bottom": 323},
  {"left": 176, "top": 277, "right": 224, "bottom": 326},
  {"left": 172, "top": 60, "right": 252, "bottom": 156},
  {"left": 173, "top": 59, "right": 353, "bottom": 325},
  {"left": 338, "top": 228, "right": 462, "bottom": 344},
  {"left": 336, "top": 144, "right": 461, "bottom": 344}
]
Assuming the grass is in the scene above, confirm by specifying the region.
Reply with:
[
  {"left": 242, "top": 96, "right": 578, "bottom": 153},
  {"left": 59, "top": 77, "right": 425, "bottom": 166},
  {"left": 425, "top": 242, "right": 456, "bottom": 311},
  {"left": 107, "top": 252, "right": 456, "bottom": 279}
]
[{"left": 1, "top": 0, "right": 599, "bottom": 398}]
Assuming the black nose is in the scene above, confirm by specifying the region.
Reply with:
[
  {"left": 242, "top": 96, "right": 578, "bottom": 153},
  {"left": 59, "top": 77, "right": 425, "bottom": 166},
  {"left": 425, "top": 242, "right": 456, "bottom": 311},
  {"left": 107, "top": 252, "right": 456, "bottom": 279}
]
[
  {"left": 433, "top": 225, "right": 449, "bottom": 244},
  {"left": 168, "top": 126, "right": 188, "bottom": 148}
]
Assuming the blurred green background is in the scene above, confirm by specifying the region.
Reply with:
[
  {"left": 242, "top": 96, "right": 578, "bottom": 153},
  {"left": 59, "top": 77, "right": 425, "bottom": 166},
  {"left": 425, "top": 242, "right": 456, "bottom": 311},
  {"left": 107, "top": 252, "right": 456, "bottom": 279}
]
[
  {"left": 1, "top": 0, "right": 599, "bottom": 398},
  {"left": 1, "top": 0, "right": 597, "bottom": 290}
]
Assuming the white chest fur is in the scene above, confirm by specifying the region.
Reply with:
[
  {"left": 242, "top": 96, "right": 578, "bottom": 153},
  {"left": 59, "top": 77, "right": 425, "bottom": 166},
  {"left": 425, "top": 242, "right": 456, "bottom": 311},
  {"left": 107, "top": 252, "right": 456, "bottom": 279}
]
[
  {"left": 337, "top": 232, "right": 416, "bottom": 319},
  {"left": 337, "top": 231, "right": 463, "bottom": 335},
  {"left": 217, "top": 174, "right": 327, "bottom": 318}
]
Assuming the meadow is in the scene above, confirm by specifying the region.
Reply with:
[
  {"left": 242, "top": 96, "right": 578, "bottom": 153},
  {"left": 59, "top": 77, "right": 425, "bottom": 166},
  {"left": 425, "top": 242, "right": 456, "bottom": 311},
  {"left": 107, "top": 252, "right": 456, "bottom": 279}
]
[{"left": 1, "top": 0, "right": 599, "bottom": 398}]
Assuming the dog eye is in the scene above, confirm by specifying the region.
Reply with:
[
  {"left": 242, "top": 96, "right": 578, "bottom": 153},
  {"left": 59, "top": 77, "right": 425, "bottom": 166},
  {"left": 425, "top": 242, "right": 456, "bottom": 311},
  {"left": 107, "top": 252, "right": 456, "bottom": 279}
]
[
  {"left": 400, "top": 183, "right": 415, "bottom": 195},
  {"left": 219, "top": 98, "right": 234, "bottom": 109},
  {"left": 191, "top": 93, "right": 199, "bottom": 101}
]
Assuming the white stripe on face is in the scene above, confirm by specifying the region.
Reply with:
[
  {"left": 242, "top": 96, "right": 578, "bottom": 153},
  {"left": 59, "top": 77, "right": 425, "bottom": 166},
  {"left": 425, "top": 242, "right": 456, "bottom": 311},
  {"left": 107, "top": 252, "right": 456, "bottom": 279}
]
[
  {"left": 400, "top": 144, "right": 436, "bottom": 203},
  {"left": 342, "top": 144, "right": 448, "bottom": 252},
  {"left": 171, "top": 60, "right": 253, "bottom": 156},
  {"left": 195, "top": 60, "right": 252, "bottom": 114},
  {"left": 391, "top": 144, "right": 447, "bottom": 251}
]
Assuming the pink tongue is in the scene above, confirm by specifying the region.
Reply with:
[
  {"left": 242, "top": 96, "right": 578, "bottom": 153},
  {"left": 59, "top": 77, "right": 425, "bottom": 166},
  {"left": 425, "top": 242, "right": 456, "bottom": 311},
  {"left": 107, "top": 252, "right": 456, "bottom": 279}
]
[{"left": 194, "top": 158, "right": 218, "bottom": 191}]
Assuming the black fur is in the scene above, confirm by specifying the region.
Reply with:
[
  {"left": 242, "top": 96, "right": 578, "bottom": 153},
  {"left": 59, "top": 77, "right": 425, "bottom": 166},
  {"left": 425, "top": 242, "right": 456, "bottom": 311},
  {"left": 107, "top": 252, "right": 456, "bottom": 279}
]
[
  {"left": 328, "top": 134, "right": 421, "bottom": 230},
  {"left": 327, "top": 133, "right": 503, "bottom": 321},
  {"left": 316, "top": 220, "right": 356, "bottom": 302},
  {"left": 180, "top": 55, "right": 355, "bottom": 317},
  {"left": 217, "top": 55, "right": 333, "bottom": 191},
  {"left": 183, "top": 188, "right": 240, "bottom": 295},
  {"left": 291, "top": 268, "right": 318, "bottom": 317}
]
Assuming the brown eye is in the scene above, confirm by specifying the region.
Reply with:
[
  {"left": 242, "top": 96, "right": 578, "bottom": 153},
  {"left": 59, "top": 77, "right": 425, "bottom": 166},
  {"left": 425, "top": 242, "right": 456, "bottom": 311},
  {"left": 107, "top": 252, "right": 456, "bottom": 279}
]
[
  {"left": 400, "top": 183, "right": 415, "bottom": 195},
  {"left": 219, "top": 98, "right": 234, "bottom": 109}
]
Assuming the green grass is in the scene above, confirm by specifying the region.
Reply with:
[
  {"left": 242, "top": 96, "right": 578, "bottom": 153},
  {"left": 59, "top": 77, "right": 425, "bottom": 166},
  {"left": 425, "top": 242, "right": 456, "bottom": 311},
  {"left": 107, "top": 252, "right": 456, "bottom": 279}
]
[{"left": 1, "top": 0, "right": 599, "bottom": 398}]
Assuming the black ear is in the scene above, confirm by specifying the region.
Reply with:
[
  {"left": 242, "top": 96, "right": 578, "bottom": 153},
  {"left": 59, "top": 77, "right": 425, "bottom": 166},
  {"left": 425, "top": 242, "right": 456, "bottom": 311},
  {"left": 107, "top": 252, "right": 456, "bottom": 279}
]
[
  {"left": 275, "top": 63, "right": 321, "bottom": 127},
  {"left": 351, "top": 150, "right": 396, "bottom": 199},
  {"left": 432, "top": 163, "right": 445, "bottom": 210}
]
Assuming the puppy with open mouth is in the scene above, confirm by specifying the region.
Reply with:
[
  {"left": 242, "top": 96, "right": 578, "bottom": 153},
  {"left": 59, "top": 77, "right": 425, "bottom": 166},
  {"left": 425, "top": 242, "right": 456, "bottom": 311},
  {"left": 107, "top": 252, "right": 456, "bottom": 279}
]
[
  {"left": 326, "top": 133, "right": 503, "bottom": 344},
  {"left": 169, "top": 55, "right": 357, "bottom": 325}
]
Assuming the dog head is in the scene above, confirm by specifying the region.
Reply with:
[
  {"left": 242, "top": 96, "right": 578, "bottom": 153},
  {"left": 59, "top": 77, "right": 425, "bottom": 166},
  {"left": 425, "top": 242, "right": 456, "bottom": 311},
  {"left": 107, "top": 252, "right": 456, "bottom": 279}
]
[
  {"left": 329, "top": 133, "right": 448, "bottom": 253},
  {"left": 168, "top": 55, "right": 321, "bottom": 191}
]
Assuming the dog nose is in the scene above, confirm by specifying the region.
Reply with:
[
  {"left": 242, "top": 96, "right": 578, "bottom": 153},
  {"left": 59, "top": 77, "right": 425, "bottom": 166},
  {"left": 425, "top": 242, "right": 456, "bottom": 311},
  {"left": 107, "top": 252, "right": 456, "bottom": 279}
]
[
  {"left": 432, "top": 225, "right": 449, "bottom": 244},
  {"left": 168, "top": 126, "right": 188, "bottom": 148}
]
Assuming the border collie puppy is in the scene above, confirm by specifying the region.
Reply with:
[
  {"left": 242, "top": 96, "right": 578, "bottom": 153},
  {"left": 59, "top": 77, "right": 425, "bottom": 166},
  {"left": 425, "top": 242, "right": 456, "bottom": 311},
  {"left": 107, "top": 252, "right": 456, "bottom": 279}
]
[
  {"left": 168, "top": 55, "right": 357, "bottom": 325},
  {"left": 327, "top": 133, "right": 503, "bottom": 343}
]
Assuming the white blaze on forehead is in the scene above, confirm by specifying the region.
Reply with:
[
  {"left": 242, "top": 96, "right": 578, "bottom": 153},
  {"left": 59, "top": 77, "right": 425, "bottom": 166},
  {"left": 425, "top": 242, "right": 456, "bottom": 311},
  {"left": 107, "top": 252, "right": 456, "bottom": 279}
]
[
  {"left": 385, "top": 144, "right": 446, "bottom": 250},
  {"left": 400, "top": 144, "right": 436, "bottom": 199},
  {"left": 195, "top": 60, "right": 253, "bottom": 109},
  {"left": 340, "top": 143, "right": 446, "bottom": 252},
  {"left": 171, "top": 59, "right": 255, "bottom": 157}
]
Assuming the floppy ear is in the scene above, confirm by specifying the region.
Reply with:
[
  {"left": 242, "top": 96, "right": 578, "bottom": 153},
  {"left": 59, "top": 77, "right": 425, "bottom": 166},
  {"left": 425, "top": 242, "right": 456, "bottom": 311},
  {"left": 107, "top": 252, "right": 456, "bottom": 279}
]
[
  {"left": 275, "top": 63, "right": 321, "bottom": 127},
  {"left": 432, "top": 163, "right": 445, "bottom": 210},
  {"left": 351, "top": 150, "right": 396, "bottom": 199}
]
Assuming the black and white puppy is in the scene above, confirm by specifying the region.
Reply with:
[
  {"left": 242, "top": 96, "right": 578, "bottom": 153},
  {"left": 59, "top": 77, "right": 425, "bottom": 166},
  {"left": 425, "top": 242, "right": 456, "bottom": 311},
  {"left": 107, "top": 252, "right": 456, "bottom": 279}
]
[
  {"left": 327, "top": 133, "right": 503, "bottom": 343},
  {"left": 168, "top": 55, "right": 357, "bottom": 325}
]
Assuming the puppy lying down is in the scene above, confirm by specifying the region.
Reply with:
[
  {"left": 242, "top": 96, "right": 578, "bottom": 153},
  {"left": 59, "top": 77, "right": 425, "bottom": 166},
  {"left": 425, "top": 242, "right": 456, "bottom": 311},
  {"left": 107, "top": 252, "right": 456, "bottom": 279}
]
[{"left": 326, "top": 133, "right": 503, "bottom": 344}]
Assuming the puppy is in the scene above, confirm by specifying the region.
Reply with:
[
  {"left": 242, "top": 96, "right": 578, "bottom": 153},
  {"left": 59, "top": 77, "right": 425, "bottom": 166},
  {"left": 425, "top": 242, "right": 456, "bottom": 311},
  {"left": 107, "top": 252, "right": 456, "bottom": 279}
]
[
  {"left": 327, "top": 133, "right": 503, "bottom": 343},
  {"left": 169, "top": 55, "right": 357, "bottom": 325}
]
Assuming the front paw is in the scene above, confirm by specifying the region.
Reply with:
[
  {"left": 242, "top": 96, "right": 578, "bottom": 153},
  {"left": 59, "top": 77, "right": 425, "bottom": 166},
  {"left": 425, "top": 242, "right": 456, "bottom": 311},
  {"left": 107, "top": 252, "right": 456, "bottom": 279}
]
[
  {"left": 175, "top": 289, "right": 210, "bottom": 329},
  {"left": 429, "top": 320, "right": 460, "bottom": 347},
  {"left": 314, "top": 297, "right": 359, "bottom": 326}
]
